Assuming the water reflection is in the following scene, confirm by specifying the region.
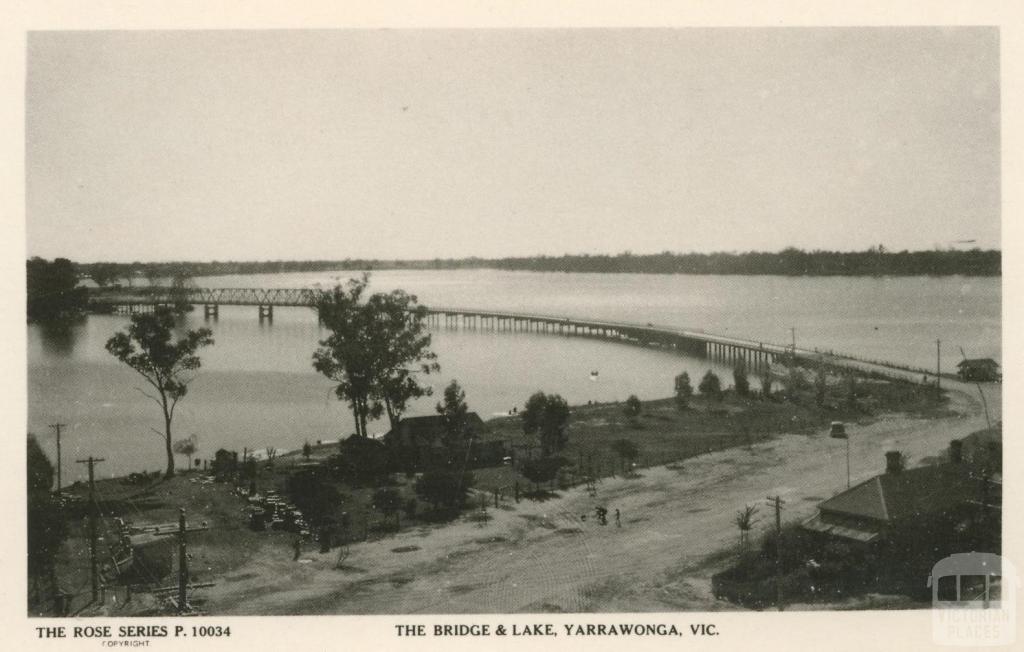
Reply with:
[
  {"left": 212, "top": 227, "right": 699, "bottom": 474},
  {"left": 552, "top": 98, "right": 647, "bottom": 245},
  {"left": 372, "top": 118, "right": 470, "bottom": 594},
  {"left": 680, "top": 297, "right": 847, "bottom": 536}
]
[{"left": 37, "top": 318, "right": 85, "bottom": 356}]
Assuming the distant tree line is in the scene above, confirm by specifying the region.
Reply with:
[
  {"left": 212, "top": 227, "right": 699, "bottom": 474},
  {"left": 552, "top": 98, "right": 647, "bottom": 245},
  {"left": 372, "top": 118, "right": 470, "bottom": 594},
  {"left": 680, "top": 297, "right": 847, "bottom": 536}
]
[{"left": 71, "top": 246, "right": 1000, "bottom": 280}]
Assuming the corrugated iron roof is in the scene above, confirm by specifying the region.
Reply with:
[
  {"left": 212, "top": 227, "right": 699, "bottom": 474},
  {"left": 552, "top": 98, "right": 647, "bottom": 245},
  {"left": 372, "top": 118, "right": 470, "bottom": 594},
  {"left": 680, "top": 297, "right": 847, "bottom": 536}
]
[{"left": 818, "top": 464, "right": 982, "bottom": 523}]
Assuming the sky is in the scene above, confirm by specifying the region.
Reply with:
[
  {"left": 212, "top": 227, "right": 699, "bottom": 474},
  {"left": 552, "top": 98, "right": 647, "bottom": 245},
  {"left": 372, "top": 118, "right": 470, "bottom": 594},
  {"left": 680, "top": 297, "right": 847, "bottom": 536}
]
[{"left": 25, "top": 28, "right": 1000, "bottom": 263}]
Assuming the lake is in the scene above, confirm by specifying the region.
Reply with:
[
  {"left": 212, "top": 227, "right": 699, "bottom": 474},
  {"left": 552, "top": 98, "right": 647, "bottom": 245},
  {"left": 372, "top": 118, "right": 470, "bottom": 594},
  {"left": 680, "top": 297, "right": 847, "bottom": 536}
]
[{"left": 28, "top": 270, "right": 1000, "bottom": 481}]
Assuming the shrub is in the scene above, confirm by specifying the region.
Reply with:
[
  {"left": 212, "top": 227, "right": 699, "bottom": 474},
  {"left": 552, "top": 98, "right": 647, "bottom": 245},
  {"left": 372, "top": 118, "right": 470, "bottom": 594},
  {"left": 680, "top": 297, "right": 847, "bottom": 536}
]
[
  {"left": 699, "top": 370, "right": 723, "bottom": 401},
  {"left": 674, "top": 372, "right": 693, "bottom": 409},
  {"left": 733, "top": 362, "right": 750, "bottom": 397},
  {"left": 623, "top": 395, "right": 642, "bottom": 419},
  {"left": 414, "top": 468, "right": 475, "bottom": 511}
]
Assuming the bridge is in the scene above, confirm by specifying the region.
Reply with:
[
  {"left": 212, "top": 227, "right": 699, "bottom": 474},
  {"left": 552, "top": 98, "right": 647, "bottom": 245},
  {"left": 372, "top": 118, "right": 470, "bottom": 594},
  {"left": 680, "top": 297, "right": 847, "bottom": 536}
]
[{"left": 88, "top": 286, "right": 932, "bottom": 379}]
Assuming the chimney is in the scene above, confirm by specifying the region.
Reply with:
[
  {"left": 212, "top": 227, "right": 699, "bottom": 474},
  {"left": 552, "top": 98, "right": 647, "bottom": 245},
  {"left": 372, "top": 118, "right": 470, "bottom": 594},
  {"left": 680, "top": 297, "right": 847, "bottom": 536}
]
[
  {"left": 949, "top": 439, "right": 963, "bottom": 465},
  {"left": 885, "top": 451, "right": 903, "bottom": 474}
]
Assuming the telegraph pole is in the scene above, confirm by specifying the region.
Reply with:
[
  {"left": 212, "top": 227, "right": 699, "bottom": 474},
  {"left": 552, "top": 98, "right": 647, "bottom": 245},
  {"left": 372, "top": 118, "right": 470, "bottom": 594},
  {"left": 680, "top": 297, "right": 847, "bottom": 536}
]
[
  {"left": 766, "top": 495, "right": 785, "bottom": 611},
  {"left": 178, "top": 508, "right": 188, "bottom": 613},
  {"left": 76, "top": 456, "right": 104, "bottom": 602},
  {"left": 48, "top": 423, "right": 66, "bottom": 495}
]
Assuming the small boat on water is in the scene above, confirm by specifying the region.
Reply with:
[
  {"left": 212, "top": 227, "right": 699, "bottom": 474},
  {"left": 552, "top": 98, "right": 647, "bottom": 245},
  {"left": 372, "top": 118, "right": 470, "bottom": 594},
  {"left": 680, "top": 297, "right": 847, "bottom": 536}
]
[{"left": 589, "top": 370, "right": 599, "bottom": 381}]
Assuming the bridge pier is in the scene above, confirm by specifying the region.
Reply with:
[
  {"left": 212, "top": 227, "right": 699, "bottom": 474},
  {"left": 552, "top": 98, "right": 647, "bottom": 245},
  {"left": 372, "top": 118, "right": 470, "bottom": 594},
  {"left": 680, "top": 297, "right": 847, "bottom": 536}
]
[
  {"left": 203, "top": 304, "right": 219, "bottom": 320},
  {"left": 258, "top": 305, "right": 273, "bottom": 321}
]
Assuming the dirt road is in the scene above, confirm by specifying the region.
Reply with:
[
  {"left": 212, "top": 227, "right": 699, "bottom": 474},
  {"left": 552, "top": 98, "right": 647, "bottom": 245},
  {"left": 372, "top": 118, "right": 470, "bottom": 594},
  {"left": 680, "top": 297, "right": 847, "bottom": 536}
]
[{"left": 204, "top": 382, "right": 999, "bottom": 614}]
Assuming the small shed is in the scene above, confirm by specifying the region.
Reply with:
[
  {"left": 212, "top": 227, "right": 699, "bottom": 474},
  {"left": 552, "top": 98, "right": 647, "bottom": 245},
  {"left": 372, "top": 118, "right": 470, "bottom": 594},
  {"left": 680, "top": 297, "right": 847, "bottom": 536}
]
[{"left": 956, "top": 358, "right": 1000, "bottom": 382}]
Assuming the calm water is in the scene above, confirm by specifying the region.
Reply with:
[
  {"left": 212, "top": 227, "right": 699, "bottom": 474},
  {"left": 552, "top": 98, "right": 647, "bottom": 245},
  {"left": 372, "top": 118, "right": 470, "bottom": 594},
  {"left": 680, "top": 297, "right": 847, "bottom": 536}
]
[{"left": 28, "top": 270, "right": 1000, "bottom": 481}]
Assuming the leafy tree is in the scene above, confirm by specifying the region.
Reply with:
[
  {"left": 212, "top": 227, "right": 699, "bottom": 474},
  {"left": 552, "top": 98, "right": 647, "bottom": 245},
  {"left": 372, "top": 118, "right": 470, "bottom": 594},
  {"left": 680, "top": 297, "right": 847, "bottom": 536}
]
[
  {"left": 610, "top": 438, "right": 640, "bottom": 474},
  {"left": 845, "top": 372, "right": 858, "bottom": 408},
  {"left": 105, "top": 308, "right": 214, "bottom": 477},
  {"left": 313, "top": 275, "right": 438, "bottom": 437},
  {"left": 699, "top": 370, "right": 723, "bottom": 401},
  {"left": 373, "top": 487, "right": 403, "bottom": 528},
  {"left": 330, "top": 435, "right": 388, "bottom": 486},
  {"left": 735, "top": 504, "right": 758, "bottom": 549},
  {"left": 522, "top": 392, "right": 570, "bottom": 456},
  {"left": 761, "top": 370, "right": 774, "bottom": 399},
  {"left": 27, "top": 435, "right": 67, "bottom": 604},
  {"left": 414, "top": 468, "right": 475, "bottom": 511},
  {"left": 168, "top": 267, "right": 196, "bottom": 313},
  {"left": 623, "top": 395, "right": 642, "bottom": 420},
  {"left": 302, "top": 441, "right": 312, "bottom": 460},
  {"left": 786, "top": 366, "right": 809, "bottom": 401},
  {"left": 733, "top": 361, "right": 750, "bottom": 397},
  {"left": 286, "top": 467, "right": 342, "bottom": 526},
  {"left": 144, "top": 267, "right": 163, "bottom": 288},
  {"left": 674, "top": 372, "right": 693, "bottom": 409},
  {"left": 88, "top": 263, "right": 121, "bottom": 287},
  {"left": 172, "top": 434, "right": 199, "bottom": 471},
  {"left": 26, "top": 257, "right": 87, "bottom": 323},
  {"left": 436, "top": 380, "right": 471, "bottom": 449},
  {"left": 520, "top": 456, "right": 565, "bottom": 492},
  {"left": 814, "top": 364, "right": 828, "bottom": 407}
]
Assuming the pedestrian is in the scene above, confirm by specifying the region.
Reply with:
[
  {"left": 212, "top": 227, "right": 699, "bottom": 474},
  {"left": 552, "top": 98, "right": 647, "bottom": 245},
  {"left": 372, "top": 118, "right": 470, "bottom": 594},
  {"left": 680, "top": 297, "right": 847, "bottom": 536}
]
[
  {"left": 615, "top": 508, "right": 621, "bottom": 527},
  {"left": 292, "top": 536, "right": 302, "bottom": 561}
]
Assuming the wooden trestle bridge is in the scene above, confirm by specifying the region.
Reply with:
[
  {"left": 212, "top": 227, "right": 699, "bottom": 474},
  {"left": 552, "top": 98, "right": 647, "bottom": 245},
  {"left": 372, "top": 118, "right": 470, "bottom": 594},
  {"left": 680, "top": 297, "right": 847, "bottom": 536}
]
[{"left": 89, "top": 287, "right": 849, "bottom": 374}]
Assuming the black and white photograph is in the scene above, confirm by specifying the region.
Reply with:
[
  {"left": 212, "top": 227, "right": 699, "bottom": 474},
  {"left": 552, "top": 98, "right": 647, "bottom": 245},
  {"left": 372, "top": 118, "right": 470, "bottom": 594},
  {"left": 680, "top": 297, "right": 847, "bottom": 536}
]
[{"left": 8, "top": 3, "right": 1021, "bottom": 649}]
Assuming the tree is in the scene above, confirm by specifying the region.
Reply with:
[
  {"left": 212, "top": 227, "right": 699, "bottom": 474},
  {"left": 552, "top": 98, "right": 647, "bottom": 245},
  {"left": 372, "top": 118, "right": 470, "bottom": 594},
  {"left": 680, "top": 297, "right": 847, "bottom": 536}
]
[
  {"left": 143, "top": 266, "right": 163, "bottom": 288},
  {"left": 522, "top": 392, "right": 570, "bottom": 456},
  {"left": 699, "top": 370, "right": 723, "bottom": 401},
  {"left": 88, "top": 263, "right": 121, "bottom": 287},
  {"left": 415, "top": 468, "right": 475, "bottom": 512},
  {"left": 436, "top": 380, "right": 471, "bottom": 449},
  {"left": 733, "top": 361, "right": 750, "bottom": 397},
  {"left": 313, "top": 275, "right": 438, "bottom": 438},
  {"left": 168, "top": 267, "right": 196, "bottom": 313},
  {"left": 845, "top": 372, "right": 858, "bottom": 408},
  {"left": 610, "top": 438, "right": 640, "bottom": 474},
  {"left": 674, "top": 372, "right": 693, "bottom": 409},
  {"left": 786, "top": 366, "right": 809, "bottom": 402},
  {"left": 623, "top": 395, "right": 642, "bottom": 421},
  {"left": 27, "top": 435, "right": 67, "bottom": 605},
  {"left": 105, "top": 308, "right": 214, "bottom": 477},
  {"left": 26, "top": 257, "right": 88, "bottom": 323},
  {"left": 520, "top": 457, "right": 565, "bottom": 492},
  {"left": 814, "top": 364, "right": 828, "bottom": 407},
  {"left": 302, "top": 441, "right": 313, "bottom": 460},
  {"left": 761, "top": 369, "right": 774, "bottom": 399},
  {"left": 172, "top": 434, "right": 199, "bottom": 471},
  {"left": 373, "top": 487, "right": 403, "bottom": 528},
  {"left": 330, "top": 435, "right": 388, "bottom": 486},
  {"left": 734, "top": 504, "right": 758, "bottom": 549},
  {"left": 265, "top": 446, "right": 278, "bottom": 467}
]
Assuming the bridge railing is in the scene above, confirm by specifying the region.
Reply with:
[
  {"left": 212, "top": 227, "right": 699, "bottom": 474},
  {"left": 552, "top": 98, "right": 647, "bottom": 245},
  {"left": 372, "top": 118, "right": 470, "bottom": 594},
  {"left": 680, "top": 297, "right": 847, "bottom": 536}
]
[{"left": 88, "top": 287, "right": 935, "bottom": 377}]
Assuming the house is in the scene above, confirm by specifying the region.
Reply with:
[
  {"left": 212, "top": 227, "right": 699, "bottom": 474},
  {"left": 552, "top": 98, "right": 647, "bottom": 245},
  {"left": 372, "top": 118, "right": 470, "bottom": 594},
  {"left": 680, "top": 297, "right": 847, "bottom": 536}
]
[
  {"left": 382, "top": 413, "right": 507, "bottom": 470},
  {"left": 802, "top": 443, "right": 997, "bottom": 544},
  {"left": 956, "top": 358, "right": 1001, "bottom": 382}
]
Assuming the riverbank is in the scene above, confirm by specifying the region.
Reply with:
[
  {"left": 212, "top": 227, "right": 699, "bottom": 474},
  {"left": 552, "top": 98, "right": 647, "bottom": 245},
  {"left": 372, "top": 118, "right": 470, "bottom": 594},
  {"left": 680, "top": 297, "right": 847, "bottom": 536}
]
[{"left": 45, "top": 364, "right": 983, "bottom": 616}]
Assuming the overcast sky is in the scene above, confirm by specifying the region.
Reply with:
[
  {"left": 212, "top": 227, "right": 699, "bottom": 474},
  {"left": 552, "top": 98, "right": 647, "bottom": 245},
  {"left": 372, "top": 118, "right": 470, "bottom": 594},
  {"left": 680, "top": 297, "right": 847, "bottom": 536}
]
[{"left": 26, "top": 28, "right": 999, "bottom": 263}]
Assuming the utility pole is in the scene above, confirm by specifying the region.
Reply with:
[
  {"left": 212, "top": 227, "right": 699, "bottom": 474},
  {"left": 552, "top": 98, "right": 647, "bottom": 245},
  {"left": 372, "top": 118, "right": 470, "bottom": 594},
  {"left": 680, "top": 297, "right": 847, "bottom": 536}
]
[
  {"left": 48, "top": 423, "right": 66, "bottom": 495},
  {"left": 177, "top": 508, "right": 188, "bottom": 614},
  {"left": 76, "top": 456, "right": 104, "bottom": 602},
  {"left": 936, "top": 339, "right": 941, "bottom": 394},
  {"left": 766, "top": 495, "right": 785, "bottom": 611}
]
